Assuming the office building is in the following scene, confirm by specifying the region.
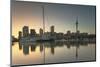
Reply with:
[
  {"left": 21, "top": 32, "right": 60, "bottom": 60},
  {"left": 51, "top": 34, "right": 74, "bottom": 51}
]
[
  {"left": 18, "top": 31, "right": 22, "bottom": 40},
  {"left": 23, "top": 26, "right": 29, "bottom": 37},
  {"left": 30, "top": 29, "right": 36, "bottom": 36},
  {"left": 39, "top": 28, "right": 43, "bottom": 36}
]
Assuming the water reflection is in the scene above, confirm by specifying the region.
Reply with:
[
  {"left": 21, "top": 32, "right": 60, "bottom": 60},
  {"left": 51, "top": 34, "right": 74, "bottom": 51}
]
[
  {"left": 12, "top": 41, "right": 95, "bottom": 65},
  {"left": 17, "top": 41, "right": 93, "bottom": 56}
]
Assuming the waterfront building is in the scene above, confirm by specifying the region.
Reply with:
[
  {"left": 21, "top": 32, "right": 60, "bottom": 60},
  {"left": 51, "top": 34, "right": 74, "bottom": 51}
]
[
  {"left": 64, "top": 30, "right": 71, "bottom": 40},
  {"left": 50, "top": 25, "right": 54, "bottom": 34},
  {"left": 39, "top": 28, "right": 43, "bottom": 36},
  {"left": 23, "top": 26, "right": 29, "bottom": 37},
  {"left": 67, "top": 30, "right": 71, "bottom": 35},
  {"left": 18, "top": 31, "right": 22, "bottom": 40},
  {"left": 30, "top": 29, "right": 36, "bottom": 36}
]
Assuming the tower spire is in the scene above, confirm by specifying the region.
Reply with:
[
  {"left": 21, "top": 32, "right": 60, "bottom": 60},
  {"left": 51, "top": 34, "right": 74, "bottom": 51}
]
[{"left": 76, "top": 17, "right": 78, "bottom": 33}]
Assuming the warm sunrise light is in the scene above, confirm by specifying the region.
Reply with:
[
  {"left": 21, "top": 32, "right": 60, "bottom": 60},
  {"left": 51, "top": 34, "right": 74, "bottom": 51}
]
[{"left": 12, "top": 1, "right": 96, "bottom": 38}]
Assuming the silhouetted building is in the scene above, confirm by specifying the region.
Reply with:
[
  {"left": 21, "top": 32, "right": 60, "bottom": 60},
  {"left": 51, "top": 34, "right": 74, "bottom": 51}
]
[
  {"left": 64, "top": 31, "right": 71, "bottom": 40},
  {"left": 51, "top": 25, "right": 54, "bottom": 33},
  {"left": 39, "top": 28, "right": 43, "bottom": 36},
  {"left": 23, "top": 26, "right": 29, "bottom": 37},
  {"left": 50, "top": 25, "right": 56, "bottom": 39},
  {"left": 30, "top": 29, "right": 36, "bottom": 36},
  {"left": 18, "top": 23, "right": 95, "bottom": 42},
  {"left": 67, "top": 30, "right": 71, "bottom": 35},
  {"left": 18, "top": 31, "right": 22, "bottom": 40}
]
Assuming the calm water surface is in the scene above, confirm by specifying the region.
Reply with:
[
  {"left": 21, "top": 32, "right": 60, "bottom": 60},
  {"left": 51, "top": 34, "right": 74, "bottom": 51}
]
[{"left": 12, "top": 41, "right": 96, "bottom": 66}]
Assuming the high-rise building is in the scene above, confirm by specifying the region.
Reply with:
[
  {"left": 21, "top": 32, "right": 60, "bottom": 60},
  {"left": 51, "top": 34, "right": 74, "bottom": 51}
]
[
  {"left": 39, "top": 28, "right": 43, "bottom": 36},
  {"left": 50, "top": 25, "right": 56, "bottom": 39},
  {"left": 67, "top": 30, "right": 71, "bottom": 35},
  {"left": 50, "top": 25, "right": 54, "bottom": 33},
  {"left": 18, "top": 31, "right": 22, "bottom": 40},
  {"left": 30, "top": 29, "right": 36, "bottom": 36},
  {"left": 23, "top": 26, "right": 29, "bottom": 37}
]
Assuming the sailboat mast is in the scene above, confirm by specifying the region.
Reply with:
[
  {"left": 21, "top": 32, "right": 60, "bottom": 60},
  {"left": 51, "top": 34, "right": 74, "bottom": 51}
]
[
  {"left": 42, "top": 5, "right": 45, "bottom": 33},
  {"left": 42, "top": 5, "right": 45, "bottom": 64}
]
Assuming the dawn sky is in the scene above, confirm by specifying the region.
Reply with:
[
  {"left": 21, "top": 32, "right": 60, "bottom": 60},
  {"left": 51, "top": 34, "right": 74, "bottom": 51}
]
[{"left": 12, "top": 1, "right": 96, "bottom": 38}]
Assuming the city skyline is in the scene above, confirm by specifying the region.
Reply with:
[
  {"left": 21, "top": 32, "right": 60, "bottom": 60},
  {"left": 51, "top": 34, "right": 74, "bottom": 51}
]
[
  {"left": 11, "top": 1, "right": 96, "bottom": 66},
  {"left": 12, "top": 1, "right": 96, "bottom": 38}
]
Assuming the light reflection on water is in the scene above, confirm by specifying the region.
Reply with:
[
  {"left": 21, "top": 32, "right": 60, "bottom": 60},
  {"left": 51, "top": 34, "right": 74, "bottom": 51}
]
[{"left": 12, "top": 41, "right": 96, "bottom": 65}]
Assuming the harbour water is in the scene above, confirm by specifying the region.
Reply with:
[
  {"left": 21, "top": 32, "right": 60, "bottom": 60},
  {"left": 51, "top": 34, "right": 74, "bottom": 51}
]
[{"left": 12, "top": 41, "right": 96, "bottom": 66}]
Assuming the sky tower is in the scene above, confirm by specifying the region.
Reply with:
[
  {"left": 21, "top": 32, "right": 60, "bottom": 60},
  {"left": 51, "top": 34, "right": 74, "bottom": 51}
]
[{"left": 76, "top": 17, "right": 79, "bottom": 33}]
